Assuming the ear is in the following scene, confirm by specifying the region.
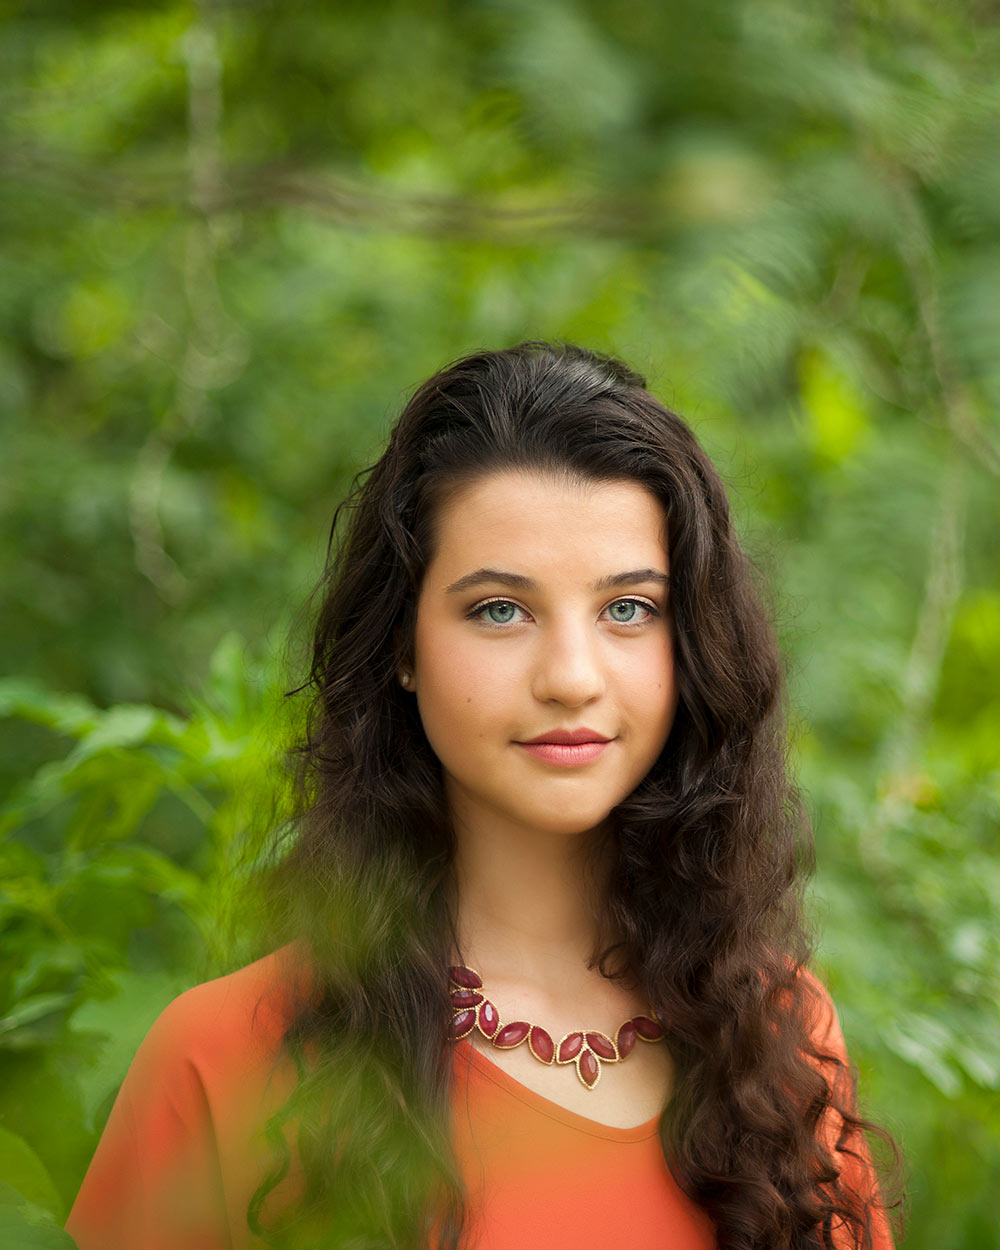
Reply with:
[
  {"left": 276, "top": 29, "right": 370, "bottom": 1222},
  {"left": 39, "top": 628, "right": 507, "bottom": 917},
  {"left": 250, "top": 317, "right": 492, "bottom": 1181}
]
[{"left": 393, "top": 620, "right": 417, "bottom": 692}]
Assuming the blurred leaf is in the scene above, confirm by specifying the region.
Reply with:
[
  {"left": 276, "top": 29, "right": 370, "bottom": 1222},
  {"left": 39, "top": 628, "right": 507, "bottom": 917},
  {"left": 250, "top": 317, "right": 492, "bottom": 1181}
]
[
  {"left": 0, "top": 1130, "right": 63, "bottom": 1220},
  {"left": 0, "top": 1182, "right": 77, "bottom": 1248},
  {"left": 0, "top": 994, "right": 75, "bottom": 1049},
  {"left": 0, "top": 684, "right": 98, "bottom": 739}
]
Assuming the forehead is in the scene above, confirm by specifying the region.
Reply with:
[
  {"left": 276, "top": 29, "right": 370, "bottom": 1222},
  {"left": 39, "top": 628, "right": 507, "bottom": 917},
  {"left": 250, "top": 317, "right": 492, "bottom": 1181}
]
[{"left": 423, "top": 470, "right": 669, "bottom": 581}]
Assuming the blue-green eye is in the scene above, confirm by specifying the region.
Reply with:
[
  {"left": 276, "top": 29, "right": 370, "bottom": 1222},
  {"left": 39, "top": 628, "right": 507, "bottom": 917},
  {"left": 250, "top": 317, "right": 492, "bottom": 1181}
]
[
  {"left": 486, "top": 601, "right": 517, "bottom": 624},
  {"left": 605, "top": 599, "right": 654, "bottom": 624},
  {"left": 471, "top": 599, "right": 524, "bottom": 625}
]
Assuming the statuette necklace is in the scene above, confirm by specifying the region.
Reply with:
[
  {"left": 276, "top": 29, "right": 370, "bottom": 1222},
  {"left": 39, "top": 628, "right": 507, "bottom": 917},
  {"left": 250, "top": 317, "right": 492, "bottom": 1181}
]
[{"left": 447, "top": 965, "right": 665, "bottom": 1090}]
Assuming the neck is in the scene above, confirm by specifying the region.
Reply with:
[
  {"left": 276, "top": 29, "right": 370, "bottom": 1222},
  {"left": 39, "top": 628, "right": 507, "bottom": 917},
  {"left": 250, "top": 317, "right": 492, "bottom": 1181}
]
[{"left": 451, "top": 811, "right": 614, "bottom": 983}]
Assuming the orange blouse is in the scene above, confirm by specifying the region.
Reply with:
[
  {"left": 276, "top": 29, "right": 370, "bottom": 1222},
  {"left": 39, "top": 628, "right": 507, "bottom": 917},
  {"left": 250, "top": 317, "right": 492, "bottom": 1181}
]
[{"left": 66, "top": 950, "right": 892, "bottom": 1250}]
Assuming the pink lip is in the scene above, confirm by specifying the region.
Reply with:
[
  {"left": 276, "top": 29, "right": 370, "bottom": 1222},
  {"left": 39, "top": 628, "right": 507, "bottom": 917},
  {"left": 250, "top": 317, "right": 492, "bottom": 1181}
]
[
  {"left": 520, "top": 728, "right": 611, "bottom": 745},
  {"left": 516, "top": 728, "right": 613, "bottom": 767}
]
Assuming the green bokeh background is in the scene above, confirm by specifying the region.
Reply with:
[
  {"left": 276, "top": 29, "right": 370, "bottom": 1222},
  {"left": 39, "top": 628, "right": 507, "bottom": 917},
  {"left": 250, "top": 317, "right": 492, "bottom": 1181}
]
[{"left": 1, "top": 1, "right": 998, "bottom": 1244}]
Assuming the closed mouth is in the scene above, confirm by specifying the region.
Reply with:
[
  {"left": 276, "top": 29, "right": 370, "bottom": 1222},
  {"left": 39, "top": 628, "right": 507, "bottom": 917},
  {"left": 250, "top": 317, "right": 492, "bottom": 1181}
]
[
  {"left": 518, "top": 728, "right": 612, "bottom": 746},
  {"left": 515, "top": 735, "right": 613, "bottom": 768}
]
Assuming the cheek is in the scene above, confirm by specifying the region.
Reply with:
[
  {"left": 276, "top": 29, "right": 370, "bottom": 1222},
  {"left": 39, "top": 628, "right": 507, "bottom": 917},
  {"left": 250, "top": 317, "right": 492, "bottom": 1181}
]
[
  {"left": 629, "top": 641, "right": 677, "bottom": 743},
  {"left": 624, "top": 634, "right": 674, "bottom": 690},
  {"left": 413, "top": 627, "right": 496, "bottom": 753}
]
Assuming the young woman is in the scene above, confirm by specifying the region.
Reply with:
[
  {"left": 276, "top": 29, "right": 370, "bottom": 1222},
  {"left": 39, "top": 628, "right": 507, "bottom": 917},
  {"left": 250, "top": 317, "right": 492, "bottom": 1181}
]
[{"left": 67, "top": 342, "right": 898, "bottom": 1250}]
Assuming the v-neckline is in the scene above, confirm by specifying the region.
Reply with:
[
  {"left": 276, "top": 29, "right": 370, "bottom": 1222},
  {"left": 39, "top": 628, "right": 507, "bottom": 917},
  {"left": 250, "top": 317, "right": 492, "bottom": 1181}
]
[{"left": 454, "top": 1039, "right": 663, "bottom": 1142}]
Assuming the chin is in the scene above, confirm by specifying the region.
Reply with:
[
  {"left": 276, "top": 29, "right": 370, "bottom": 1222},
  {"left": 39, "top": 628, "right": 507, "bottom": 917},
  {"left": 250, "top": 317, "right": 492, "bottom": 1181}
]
[{"left": 522, "top": 808, "right": 615, "bottom": 838}]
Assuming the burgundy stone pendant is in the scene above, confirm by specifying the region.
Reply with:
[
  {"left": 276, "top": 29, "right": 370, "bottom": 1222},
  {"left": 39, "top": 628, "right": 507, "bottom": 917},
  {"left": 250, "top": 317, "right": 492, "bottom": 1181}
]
[
  {"left": 586, "top": 1031, "right": 617, "bottom": 1060},
  {"left": 449, "top": 1009, "right": 477, "bottom": 1040},
  {"left": 528, "top": 1026, "right": 554, "bottom": 1064},
  {"left": 449, "top": 966, "right": 483, "bottom": 990},
  {"left": 494, "top": 1020, "right": 531, "bottom": 1049},
  {"left": 450, "top": 989, "right": 483, "bottom": 1009},
  {"left": 615, "top": 1020, "right": 637, "bottom": 1058},
  {"left": 633, "top": 1015, "right": 665, "bottom": 1041},
  {"left": 578, "top": 1048, "right": 600, "bottom": 1089},
  {"left": 478, "top": 1000, "right": 500, "bottom": 1037},
  {"left": 556, "top": 1031, "right": 584, "bottom": 1063},
  {"left": 447, "top": 965, "right": 664, "bottom": 1090}
]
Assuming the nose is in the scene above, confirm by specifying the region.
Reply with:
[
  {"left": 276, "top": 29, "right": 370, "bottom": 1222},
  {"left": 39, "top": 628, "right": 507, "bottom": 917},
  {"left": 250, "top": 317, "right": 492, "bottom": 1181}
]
[{"left": 530, "top": 617, "right": 605, "bottom": 708}]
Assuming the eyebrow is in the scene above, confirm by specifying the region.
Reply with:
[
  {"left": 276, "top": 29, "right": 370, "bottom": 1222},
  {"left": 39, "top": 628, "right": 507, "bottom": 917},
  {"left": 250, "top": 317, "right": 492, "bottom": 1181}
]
[{"left": 444, "top": 567, "right": 670, "bottom": 594}]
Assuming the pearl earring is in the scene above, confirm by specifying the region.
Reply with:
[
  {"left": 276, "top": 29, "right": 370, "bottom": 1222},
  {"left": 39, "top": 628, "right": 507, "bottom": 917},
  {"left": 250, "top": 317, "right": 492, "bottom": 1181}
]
[{"left": 400, "top": 671, "right": 411, "bottom": 688}]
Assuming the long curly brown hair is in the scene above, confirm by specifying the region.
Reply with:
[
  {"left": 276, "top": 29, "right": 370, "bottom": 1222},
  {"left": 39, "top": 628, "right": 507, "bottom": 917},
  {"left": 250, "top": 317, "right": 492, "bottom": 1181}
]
[{"left": 252, "top": 342, "right": 899, "bottom": 1249}]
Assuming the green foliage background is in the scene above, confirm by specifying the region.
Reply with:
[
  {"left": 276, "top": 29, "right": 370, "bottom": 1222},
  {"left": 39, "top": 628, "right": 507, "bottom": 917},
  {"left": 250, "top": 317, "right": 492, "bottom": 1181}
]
[{"left": 1, "top": 1, "right": 998, "bottom": 1243}]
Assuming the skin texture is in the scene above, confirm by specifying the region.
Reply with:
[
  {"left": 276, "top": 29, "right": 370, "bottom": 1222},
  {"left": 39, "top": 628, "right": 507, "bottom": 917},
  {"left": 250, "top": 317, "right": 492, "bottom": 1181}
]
[{"left": 404, "top": 470, "right": 679, "bottom": 1126}]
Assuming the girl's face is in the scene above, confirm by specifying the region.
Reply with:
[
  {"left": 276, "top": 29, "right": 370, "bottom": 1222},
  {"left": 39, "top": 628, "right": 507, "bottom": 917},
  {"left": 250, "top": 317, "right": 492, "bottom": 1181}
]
[{"left": 409, "top": 470, "right": 677, "bottom": 841}]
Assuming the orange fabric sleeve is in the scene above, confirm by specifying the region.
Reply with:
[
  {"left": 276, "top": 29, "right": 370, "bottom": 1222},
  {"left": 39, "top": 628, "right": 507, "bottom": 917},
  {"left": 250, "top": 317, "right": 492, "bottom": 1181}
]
[
  {"left": 803, "top": 974, "right": 896, "bottom": 1250},
  {"left": 65, "top": 954, "right": 298, "bottom": 1250},
  {"left": 65, "top": 986, "right": 233, "bottom": 1250}
]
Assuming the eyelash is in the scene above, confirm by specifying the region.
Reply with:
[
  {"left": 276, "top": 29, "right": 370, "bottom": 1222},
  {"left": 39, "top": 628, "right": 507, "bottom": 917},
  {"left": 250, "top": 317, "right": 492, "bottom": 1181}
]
[{"left": 467, "top": 596, "right": 660, "bottom": 627}]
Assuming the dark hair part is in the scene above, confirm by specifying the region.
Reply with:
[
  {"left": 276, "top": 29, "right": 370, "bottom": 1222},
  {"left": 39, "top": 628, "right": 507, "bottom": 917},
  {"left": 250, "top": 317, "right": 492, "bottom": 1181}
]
[{"left": 255, "top": 342, "right": 898, "bottom": 1248}]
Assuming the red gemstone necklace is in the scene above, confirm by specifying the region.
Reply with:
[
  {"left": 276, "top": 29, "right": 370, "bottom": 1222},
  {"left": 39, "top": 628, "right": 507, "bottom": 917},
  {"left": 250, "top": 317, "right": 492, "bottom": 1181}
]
[{"left": 447, "top": 965, "right": 665, "bottom": 1090}]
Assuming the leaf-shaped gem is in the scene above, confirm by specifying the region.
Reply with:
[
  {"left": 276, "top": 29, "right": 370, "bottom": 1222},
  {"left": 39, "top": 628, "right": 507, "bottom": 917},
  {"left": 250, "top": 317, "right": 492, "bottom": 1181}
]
[
  {"left": 633, "top": 1015, "right": 664, "bottom": 1041},
  {"left": 578, "top": 1049, "right": 600, "bottom": 1089},
  {"left": 528, "top": 1026, "right": 554, "bottom": 1064},
  {"left": 556, "top": 1031, "right": 584, "bottom": 1063},
  {"left": 450, "top": 989, "right": 483, "bottom": 1009},
  {"left": 615, "top": 1020, "right": 637, "bottom": 1058},
  {"left": 449, "top": 966, "right": 483, "bottom": 989},
  {"left": 478, "top": 1000, "right": 500, "bottom": 1037},
  {"left": 494, "top": 1020, "right": 530, "bottom": 1049},
  {"left": 449, "top": 1009, "right": 477, "bottom": 1040},
  {"left": 585, "top": 1031, "right": 617, "bottom": 1060}
]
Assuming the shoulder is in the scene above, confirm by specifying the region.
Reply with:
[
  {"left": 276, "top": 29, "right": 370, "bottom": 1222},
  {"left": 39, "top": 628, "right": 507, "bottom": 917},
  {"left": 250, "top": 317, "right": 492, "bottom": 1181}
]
[
  {"left": 796, "top": 966, "right": 850, "bottom": 1064},
  {"left": 127, "top": 944, "right": 310, "bottom": 1094},
  {"left": 67, "top": 947, "right": 316, "bottom": 1249}
]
